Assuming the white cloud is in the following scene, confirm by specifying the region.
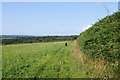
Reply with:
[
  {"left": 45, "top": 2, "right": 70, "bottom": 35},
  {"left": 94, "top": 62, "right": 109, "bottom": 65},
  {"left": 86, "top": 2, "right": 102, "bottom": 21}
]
[{"left": 81, "top": 24, "right": 92, "bottom": 32}]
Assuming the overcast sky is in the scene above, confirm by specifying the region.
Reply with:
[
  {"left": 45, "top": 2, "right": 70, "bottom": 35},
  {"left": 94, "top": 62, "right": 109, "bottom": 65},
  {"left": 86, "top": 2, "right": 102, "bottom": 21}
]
[{"left": 2, "top": 2, "right": 118, "bottom": 36}]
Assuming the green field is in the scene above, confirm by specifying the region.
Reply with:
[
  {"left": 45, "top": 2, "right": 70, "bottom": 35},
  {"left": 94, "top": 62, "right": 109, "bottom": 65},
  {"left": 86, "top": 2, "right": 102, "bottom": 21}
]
[
  {"left": 0, "top": 45, "right": 2, "bottom": 79},
  {"left": 2, "top": 41, "right": 91, "bottom": 78}
]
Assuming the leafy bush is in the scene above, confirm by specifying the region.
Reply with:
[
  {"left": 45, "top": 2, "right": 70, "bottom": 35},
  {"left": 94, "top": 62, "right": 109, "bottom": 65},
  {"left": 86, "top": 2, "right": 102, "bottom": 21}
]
[{"left": 77, "top": 12, "right": 120, "bottom": 63}]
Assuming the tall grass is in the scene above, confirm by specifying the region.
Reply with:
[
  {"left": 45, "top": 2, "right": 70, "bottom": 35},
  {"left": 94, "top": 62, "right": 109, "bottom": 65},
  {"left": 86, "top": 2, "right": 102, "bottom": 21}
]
[{"left": 2, "top": 41, "right": 89, "bottom": 78}]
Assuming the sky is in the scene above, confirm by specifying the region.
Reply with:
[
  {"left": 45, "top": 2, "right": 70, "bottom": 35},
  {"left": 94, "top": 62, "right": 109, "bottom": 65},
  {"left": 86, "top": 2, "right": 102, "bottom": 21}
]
[{"left": 2, "top": 2, "right": 118, "bottom": 36}]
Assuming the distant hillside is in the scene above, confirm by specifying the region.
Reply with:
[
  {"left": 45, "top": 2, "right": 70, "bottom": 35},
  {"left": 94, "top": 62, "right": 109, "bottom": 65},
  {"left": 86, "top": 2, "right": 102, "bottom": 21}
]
[
  {"left": 0, "top": 35, "right": 34, "bottom": 38},
  {"left": 1, "top": 35, "right": 79, "bottom": 45},
  {"left": 77, "top": 12, "right": 120, "bottom": 63}
]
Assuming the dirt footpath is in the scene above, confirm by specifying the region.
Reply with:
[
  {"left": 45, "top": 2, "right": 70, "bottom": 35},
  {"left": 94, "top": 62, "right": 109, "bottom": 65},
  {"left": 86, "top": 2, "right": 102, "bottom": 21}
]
[
  {"left": 71, "top": 40, "right": 85, "bottom": 65},
  {"left": 71, "top": 40, "right": 109, "bottom": 78}
]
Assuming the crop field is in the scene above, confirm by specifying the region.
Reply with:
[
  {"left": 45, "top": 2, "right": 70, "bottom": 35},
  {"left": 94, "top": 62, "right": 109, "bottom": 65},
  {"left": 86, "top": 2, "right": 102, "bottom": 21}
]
[{"left": 2, "top": 41, "right": 90, "bottom": 78}]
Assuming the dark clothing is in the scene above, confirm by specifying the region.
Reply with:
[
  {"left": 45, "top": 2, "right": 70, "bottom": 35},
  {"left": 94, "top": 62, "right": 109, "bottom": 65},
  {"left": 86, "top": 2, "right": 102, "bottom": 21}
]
[{"left": 65, "top": 43, "right": 67, "bottom": 46}]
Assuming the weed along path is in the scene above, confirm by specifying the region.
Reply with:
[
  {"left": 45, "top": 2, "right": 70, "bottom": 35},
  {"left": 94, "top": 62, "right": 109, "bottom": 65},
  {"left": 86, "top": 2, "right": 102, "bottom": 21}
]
[
  {"left": 70, "top": 40, "right": 92, "bottom": 77},
  {"left": 71, "top": 40, "right": 84, "bottom": 65},
  {"left": 71, "top": 40, "right": 113, "bottom": 78}
]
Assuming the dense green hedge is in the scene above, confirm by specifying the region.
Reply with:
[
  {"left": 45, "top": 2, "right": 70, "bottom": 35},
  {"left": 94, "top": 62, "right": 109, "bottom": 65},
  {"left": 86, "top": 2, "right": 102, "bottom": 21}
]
[{"left": 77, "top": 12, "right": 120, "bottom": 63}]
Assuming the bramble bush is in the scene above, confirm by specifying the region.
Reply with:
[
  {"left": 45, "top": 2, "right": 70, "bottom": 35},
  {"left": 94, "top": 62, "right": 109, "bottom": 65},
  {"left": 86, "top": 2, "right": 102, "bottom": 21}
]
[{"left": 77, "top": 12, "right": 120, "bottom": 63}]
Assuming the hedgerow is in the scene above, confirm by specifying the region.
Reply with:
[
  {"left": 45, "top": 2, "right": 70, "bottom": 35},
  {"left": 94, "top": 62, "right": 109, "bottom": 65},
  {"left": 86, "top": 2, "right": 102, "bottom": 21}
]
[{"left": 77, "top": 12, "right": 120, "bottom": 63}]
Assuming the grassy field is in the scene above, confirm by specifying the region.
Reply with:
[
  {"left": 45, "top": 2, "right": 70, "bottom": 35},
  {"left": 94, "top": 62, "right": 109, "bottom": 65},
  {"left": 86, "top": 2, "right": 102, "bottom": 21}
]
[
  {"left": 0, "top": 45, "right": 2, "bottom": 79},
  {"left": 2, "top": 41, "right": 90, "bottom": 78}
]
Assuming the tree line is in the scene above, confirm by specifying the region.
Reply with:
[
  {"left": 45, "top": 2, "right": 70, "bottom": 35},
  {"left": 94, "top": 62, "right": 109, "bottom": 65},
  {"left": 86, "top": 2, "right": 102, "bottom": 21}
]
[{"left": 1, "top": 35, "right": 78, "bottom": 45}]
